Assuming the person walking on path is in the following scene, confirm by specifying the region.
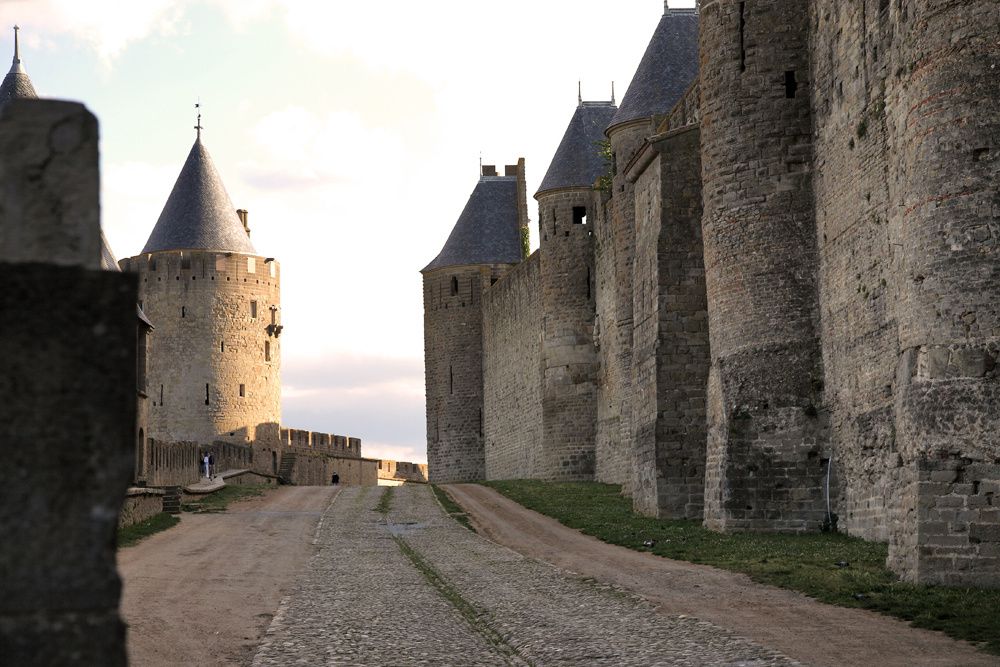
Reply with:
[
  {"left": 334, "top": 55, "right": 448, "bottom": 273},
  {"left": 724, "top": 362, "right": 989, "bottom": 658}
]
[
  {"left": 203, "top": 453, "right": 211, "bottom": 479},
  {"left": 208, "top": 453, "right": 215, "bottom": 478}
]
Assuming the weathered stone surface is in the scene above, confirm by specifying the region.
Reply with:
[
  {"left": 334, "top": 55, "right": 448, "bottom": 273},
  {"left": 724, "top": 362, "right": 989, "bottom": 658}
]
[
  {"left": 0, "top": 264, "right": 136, "bottom": 666},
  {"left": 0, "top": 99, "right": 100, "bottom": 269}
]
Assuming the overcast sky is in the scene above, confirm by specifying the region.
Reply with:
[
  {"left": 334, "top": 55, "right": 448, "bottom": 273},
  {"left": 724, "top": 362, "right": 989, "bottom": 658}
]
[{"left": 2, "top": 0, "right": 696, "bottom": 463}]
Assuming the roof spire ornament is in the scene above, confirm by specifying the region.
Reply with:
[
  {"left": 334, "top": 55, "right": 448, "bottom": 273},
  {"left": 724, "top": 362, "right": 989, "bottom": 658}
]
[
  {"left": 194, "top": 101, "right": 203, "bottom": 140},
  {"left": 12, "top": 25, "right": 20, "bottom": 64},
  {"left": 611, "top": 81, "right": 616, "bottom": 104},
  {"left": 578, "top": 80, "right": 582, "bottom": 106}
]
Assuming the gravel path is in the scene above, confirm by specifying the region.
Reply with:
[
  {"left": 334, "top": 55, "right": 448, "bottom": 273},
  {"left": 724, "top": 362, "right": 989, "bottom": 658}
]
[{"left": 252, "top": 484, "right": 796, "bottom": 666}]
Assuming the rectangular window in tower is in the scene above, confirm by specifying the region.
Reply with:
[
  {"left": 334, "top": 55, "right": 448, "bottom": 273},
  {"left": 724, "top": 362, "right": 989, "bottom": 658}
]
[
  {"left": 449, "top": 365, "right": 454, "bottom": 395},
  {"left": 247, "top": 257, "right": 256, "bottom": 274},
  {"left": 181, "top": 306, "right": 186, "bottom": 318},
  {"left": 215, "top": 255, "right": 227, "bottom": 272},
  {"left": 739, "top": 2, "right": 747, "bottom": 72},
  {"left": 180, "top": 254, "right": 191, "bottom": 270},
  {"left": 205, "top": 384, "right": 210, "bottom": 405},
  {"left": 265, "top": 341, "right": 271, "bottom": 361},
  {"left": 573, "top": 206, "right": 587, "bottom": 225},
  {"left": 239, "top": 384, "right": 246, "bottom": 398},
  {"left": 250, "top": 300, "right": 258, "bottom": 319},
  {"left": 221, "top": 341, "right": 225, "bottom": 353},
  {"left": 160, "top": 384, "right": 164, "bottom": 406},
  {"left": 785, "top": 70, "right": 798, "bottom": 98}
]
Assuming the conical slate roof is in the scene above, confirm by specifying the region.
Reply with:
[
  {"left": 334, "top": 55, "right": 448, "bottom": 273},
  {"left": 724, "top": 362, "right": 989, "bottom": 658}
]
[
  {"left": 422, "top": 176, "right": 522, "bottom": 272},
  {"left": 0, "top": 28, "right": 38, "bottom": 109},
  {"left": 536, "top": 101, "right": 617, "bottom": 197},
  {"left": 608, "top": 7, "right": 699, "bottom": 132},
  {"left": 100, "top": 231, "right": 120, "bottom": 271},
  {"left": 141, "top": 136, "right": 256, "bottom": 254}
]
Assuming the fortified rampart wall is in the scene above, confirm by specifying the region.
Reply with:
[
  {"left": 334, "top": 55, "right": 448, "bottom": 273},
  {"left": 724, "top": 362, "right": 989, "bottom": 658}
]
[
  {"left": 280, "top": 428, "right": 361, "bottom": 458},
  {"left": 482, "top": 251, "right": 543, "bottom": 479},
  {"left": 378, "top": 460, "right": 429, "bottom": 483}
]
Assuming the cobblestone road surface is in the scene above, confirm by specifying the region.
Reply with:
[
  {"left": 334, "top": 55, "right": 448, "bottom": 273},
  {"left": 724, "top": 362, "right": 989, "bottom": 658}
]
[{"left": 252, "top": 484, "right": 797, "bottom": 666}]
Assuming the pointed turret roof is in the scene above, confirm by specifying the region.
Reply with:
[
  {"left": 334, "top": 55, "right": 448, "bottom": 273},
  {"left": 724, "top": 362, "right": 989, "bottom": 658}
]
[
  {"left": 100, "top": 231, "right": 120, "bottom": 271},
  {"left": 422, "top": 174, "right": 522, "bottom": 273},
  {"left": 607, "top": 6, "right": 699, "bottom": 132},
  {"left": 0, "top": 26, "right": 38, "bottom": 108},
  {"left": 536, "top": 99, "right": 617, "bottom": 198},
  {"left": 141, "top": 135, "right": 256, "bottom": 255}
]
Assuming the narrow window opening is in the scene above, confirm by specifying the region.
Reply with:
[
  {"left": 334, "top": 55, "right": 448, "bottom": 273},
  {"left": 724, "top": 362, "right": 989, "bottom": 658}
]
[
  {"left": 205, "top": 384, "right": 210, "bottom": 405},
  {"left": 450, "top": 276, "right": 458, "bottom": 296},
  {"left": 160, "top": 384, "right": 164, "bottom": 406},
  {"left": 586, "top": 266, "right": 592, "bottom": 300},
  {"left": 221, "top": 341, "right": 225, "bottom": 353},
  {"left": 784, "top": 70, "right": 798, "bottom": 98},
  {"left": 181, "top": 306, "right": 186, "bottom": 318},
  {"left": 265, "top": 341, "right": 271, "bottom": 361},
  {"left": 572, "top": 206, "right": 587, "bottom": 225},
  {"left": 449, "top": 365, "right": 454, "bottom": 395},
  {"left": 239, "top": 383, "right": 246, "bottom": 398},
  {"left": 250, "top": 300, "right": 258, "bottom": 319},
  {"left": 479, "top": 409, "right": 483, "bottom": 437},
  {"left": 739, "top": 1, "right": 747, "bottom": 72}
]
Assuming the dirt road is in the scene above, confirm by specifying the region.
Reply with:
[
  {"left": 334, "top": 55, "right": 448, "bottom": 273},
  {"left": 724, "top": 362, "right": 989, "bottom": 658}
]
[
  {"left": 118, "top": 486, "right": 337, "bottom": 667},
  {"left": 445, "top": 483, "right": 996, "bottom": 667}
]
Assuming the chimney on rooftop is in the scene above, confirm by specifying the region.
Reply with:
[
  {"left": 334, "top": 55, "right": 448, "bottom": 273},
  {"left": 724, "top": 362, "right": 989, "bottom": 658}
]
[{"left": 236, "top": 209, "right": 250, "bottom": 237}]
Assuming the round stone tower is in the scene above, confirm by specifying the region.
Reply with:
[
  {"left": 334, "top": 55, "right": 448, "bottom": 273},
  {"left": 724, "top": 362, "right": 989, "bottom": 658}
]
[
  {"left": 536, "top": 96, "right": 617, "bottom": 480},
  {"left": 122, "top": 128, "right": 281, "bottom": 445},
  {"left": 422, "top": 162, "right": 527, "bottom": 483},
  {"left": 699, "top": 0, "right": 825, "bottom": 531}
]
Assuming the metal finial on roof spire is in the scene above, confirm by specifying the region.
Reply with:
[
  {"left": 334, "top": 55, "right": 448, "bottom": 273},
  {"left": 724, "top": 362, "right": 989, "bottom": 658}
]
[
  {"left": 611, "top": 81, "right": 616, "bottom": 104},
  {"left": 194, "top": 101, "right": 203, "bottom": 140},
  {"left": 578, "top": 81, "right": 582, "bottom": 106},
  {"left": 12, "top": 25, "right": 20, "bottom": 64}
]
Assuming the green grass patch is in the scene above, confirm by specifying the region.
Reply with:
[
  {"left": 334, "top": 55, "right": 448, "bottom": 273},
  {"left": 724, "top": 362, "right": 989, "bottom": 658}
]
[
  {"left": 375, "top": 485, "right": 395, "bottom": 514},
  {"left": 118, "top": 512, "right": 180, "bottom": 548},
  {"left": 483, "top": 480, "right": 1000, "bottom": 655},
  {"left": 431, "top": 485, "right": 475, "bottom": 532},
  {"left": 182, "top": 484, "right": 270, "bottom": 513}
]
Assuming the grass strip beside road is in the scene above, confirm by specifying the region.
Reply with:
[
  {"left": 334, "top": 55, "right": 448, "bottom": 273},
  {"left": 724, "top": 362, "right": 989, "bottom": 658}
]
[
  {"left": 432, "top": 485, "right": 475, "bottom": 532},
  {"left": 118, "top": 512, "right": 180, "bottom": 548},
  {"left": 483, "top": 480, "right": 1000, "bottom": 656},
  {"left": 182, "top": 484, "right": 270, "bottom": 513}
]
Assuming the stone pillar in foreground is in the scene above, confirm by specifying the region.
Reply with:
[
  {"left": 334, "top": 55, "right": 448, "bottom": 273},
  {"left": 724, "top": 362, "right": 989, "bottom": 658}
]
[{"left": 0, "top": 99, "right": 136, "bottom": 665}]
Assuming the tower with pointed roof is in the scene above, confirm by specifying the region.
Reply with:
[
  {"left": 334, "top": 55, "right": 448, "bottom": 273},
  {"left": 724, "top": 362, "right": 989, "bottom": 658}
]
[
  {"left": 535, "top": 93, "right": 617, "bottom": 480},
  {"left": 421, "top": 161, "right": 528, "bottom": 483},
  {"left": 0, "top": 26, "right": 37, "bottom": 108},
  {"left": 121, "top": 125, "right": 282, "bottom": 446},
  {"left": 598, "top": 2, "right": 699, "bottom": 493}
]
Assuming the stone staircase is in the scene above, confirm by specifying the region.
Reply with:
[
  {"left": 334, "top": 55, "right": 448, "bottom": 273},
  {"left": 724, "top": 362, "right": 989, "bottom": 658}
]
[
  {"left": 277, "top": 453, "right": 296, "bottom": 485},
  {"left": 161, "top": 486, "right": 182, "bottom": 514}
]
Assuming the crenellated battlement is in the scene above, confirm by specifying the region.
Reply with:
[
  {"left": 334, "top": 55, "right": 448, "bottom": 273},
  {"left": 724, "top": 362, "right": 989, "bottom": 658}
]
[{"left": 280, "top": 428, "right": 362, "bottom": 458}]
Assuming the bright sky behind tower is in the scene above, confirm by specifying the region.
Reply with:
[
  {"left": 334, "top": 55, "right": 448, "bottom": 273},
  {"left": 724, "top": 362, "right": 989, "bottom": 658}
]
[{"left": 0, "top": 0, "right": 696, "bottom": 463}]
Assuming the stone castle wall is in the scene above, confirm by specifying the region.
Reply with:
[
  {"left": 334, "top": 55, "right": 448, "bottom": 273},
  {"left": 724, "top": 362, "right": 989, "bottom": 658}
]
[
  {"left": 286, "top": 449, "right": 377, "bottom": 486},
  {"left": 121, "top": 250, "right": 281, "bottom": 445},
  {"left": 427, "top": 0, "right": 999, "bottom": 586},
  {"left": 482, "top": 251, "right": 543, "bottom": 479},
  {"left": 627, "top": 125, "right": 709, "bottom": 519}
]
